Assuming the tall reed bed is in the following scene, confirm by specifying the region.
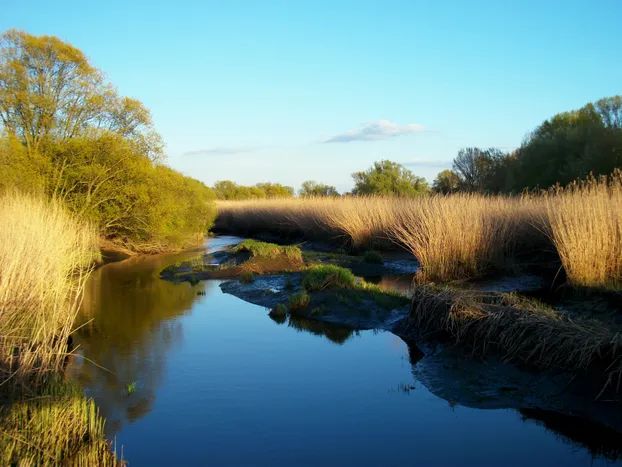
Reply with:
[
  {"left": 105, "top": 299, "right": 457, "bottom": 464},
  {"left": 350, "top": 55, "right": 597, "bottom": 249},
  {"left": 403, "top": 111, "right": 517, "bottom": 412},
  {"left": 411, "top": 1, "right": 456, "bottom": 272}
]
[
  {"left": 0, "top": 192, "right": 99, "bottom": 388},
  {"left": 216, "top": 177, "right": 622, "bottom": 289},
  {"left": 544, "top": 170, "right": 622, "bottom": 290},
  {"left": 0, "top": 192, "right": 120, "bottom": 465}
]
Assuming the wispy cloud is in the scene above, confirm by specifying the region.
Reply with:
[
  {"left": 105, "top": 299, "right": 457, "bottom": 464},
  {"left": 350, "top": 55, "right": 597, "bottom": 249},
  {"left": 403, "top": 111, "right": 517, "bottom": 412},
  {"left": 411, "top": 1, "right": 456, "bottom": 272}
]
[
  {"left": 324, "top": 120, "right": 425, "bottom": 143},
  {"left": 181, "top": 147, "right": 257, "bottom": 156},
  {"left": 403, "top": 159, "right": 452, "bottom": 169}
]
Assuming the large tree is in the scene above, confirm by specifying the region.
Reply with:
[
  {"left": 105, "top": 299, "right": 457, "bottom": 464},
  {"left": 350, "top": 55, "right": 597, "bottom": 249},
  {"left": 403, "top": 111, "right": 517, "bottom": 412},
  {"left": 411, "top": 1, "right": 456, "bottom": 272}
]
[
  {"left": 0, "top": 29, "right": 162, "bottom": 161},
  {"left": 351, "top": 160, "right": 428, "bottom": 196},
  {"left": 432, "top": 169, "right": 461, "bottom": 194}
]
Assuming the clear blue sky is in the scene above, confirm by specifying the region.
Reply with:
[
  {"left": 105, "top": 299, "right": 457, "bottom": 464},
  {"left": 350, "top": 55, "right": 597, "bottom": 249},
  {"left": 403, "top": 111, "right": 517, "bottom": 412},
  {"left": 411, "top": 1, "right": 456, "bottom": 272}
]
[{"left": 3, "top": 0, "right": 621, "bottom": 192}]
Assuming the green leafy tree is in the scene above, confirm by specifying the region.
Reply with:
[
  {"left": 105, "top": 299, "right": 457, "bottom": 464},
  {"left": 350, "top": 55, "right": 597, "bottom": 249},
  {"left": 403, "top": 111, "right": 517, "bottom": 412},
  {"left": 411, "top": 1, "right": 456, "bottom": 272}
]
[
  {"left": 254, "top": 182, "right": 294, "bottom": 198},
  {"left": 299, "top": 180, "right": 339, "bottom": 197},
  {"left": 432, "top": 169, "right": 461, "bottom": 194},
  {"left": 512, "top": 97, "right": 622, "bottom": 190},
  {"left": 351, "top": 160, "right": 428, "bottom": 196},
  {"left": 0, "top": 30, "right": 215, "bottom": 251}
]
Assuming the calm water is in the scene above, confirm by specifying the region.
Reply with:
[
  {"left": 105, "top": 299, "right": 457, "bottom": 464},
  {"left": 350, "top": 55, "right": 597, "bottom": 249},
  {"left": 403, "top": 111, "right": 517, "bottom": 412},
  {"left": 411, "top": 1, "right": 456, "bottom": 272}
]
[{"left": 69, "top": 237, "right": 621, "bottom": 467}]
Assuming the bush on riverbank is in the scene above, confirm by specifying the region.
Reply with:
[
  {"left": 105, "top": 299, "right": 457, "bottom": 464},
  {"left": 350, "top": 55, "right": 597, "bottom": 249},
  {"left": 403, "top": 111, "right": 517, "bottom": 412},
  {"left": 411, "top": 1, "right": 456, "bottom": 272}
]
[{"left": 0, "top": 30, "right": 216, "bottom": 253}]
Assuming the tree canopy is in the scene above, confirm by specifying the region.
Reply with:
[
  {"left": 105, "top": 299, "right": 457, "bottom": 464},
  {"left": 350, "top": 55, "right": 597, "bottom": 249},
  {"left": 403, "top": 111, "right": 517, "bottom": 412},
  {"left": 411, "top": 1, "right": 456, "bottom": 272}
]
[
  {"left": 0, "top": 30, "right": 214, "bottom": 251},
  {"left": 299, "top": 180, "right": 339, "bottom": 197},
  {"left": 351, "top": 160, "right": 428, "bottom": 196},
  {"left": 213, "top": 181, "right": 294, "bottom": 200}
]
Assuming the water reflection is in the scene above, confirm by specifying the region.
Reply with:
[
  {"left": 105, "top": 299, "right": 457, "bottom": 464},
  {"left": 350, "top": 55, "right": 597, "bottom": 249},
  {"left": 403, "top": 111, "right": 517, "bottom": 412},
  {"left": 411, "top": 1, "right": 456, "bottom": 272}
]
[
  {"left": 69, "top": 238, "right": 240, "bottom": 434},
  {"left": 67, "top": 236, "right": 622, "bottom": 466}
]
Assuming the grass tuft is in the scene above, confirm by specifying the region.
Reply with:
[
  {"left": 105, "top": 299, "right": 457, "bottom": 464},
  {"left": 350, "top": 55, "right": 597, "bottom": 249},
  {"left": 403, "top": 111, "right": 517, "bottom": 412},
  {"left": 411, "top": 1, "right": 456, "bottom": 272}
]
[
  {"left": 363, "top": 250, "right": 384, "bottom": 264},
  {"left": 302, "top": 265, "right": 357, "bottom": 291},
  {"left": 288, "top": 291, "right": 311, "bottom": 311},
  {"left": 233, "top": 239, "right": 302, "bottom": 262},
  {"left": 240, "top": 271, "right": 255, "bottom": 283}
]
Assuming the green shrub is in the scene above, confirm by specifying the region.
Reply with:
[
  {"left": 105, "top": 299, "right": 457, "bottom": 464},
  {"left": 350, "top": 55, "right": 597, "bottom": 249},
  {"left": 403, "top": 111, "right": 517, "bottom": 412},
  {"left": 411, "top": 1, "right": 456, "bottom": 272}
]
[
  {"left": 302, "top": 265, "right": 357, "bottom": 291},
  {"left": 240, "top": 271, "right": 255, "bottom": 283},
  {"left": 288, "top": 291, "right": 311, "bottom": 311},
  {"left": 233, "top": 240, "right": 302, "bottom": 262},
  {"left": 363, "top": 250, "right": 383, "bottom": 264}
]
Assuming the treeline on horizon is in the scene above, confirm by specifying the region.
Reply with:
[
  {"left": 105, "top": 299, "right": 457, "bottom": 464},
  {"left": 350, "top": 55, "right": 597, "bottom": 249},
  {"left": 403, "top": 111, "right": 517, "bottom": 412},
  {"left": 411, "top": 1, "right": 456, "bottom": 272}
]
[
  {"left": 0, "top": 30, "right": 216, "bottom": 252},
  {"left": 214, "top": 95, "right": 622, "bottom": 199}
]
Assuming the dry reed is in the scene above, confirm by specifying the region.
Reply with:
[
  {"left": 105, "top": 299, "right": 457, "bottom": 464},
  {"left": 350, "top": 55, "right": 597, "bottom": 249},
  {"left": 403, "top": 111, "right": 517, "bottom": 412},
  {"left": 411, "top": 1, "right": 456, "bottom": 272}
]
[
  {"left": 544, "top": 171, "right": 622, "bottom": 290},
  {"left": 215, "top": 180, "right": 621, "bottom": 288},
  {"left": 408, "top": 286, "right": 622, "bottom": 391},
  {"left": 0, "top": 192, "right": 99, "bottom": 389}
]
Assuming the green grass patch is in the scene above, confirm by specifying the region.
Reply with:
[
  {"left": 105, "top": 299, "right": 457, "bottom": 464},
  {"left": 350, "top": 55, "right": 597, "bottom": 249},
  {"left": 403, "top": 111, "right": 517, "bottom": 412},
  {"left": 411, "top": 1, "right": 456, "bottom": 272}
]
[
  {"left": 363, "top": 250, "right": 384, "bottom": 264},
  {"left": 233, "top": 239, "right": 302, "bottom": 262},
  {"left": 302, "top": 265, "right": 357, "bottom": 291},
  {"left": 240, "top": 271, "right": 255, "bottom": 283},
  {"left": 1, "top": 379, "right": 122, "bottom": 466},
  {"left": 288, "top": 290, "right": 311, "bottom": 311},
  {"left": 126, "top": 381, "right": 137, "bottom": 395}
]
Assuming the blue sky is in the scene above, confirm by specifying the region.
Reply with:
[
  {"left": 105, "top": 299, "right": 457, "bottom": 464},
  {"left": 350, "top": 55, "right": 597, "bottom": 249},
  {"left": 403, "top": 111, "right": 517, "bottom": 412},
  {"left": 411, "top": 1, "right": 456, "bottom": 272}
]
[{"left": 3, "top": 0, "right": 621, "bottom": 192}]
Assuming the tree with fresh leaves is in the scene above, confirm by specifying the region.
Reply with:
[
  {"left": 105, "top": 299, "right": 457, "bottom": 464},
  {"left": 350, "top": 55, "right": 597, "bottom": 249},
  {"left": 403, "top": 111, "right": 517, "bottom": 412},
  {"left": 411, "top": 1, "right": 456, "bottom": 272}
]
[
  {"left": 432, "top": 169, "right": 461, "bottom": 194},
  {"left": 299, "top": 180, "right": 339, "bottom": 197},
  {"left": 351, "top": 160, "right": 428, "bottom": 196}
]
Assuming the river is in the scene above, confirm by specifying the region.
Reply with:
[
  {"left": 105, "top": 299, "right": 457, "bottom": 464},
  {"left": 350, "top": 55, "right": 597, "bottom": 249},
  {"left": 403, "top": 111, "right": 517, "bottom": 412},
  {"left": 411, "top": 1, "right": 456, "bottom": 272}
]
[{"left": 68, "top": 236, "right": 621, "bottom": 466}]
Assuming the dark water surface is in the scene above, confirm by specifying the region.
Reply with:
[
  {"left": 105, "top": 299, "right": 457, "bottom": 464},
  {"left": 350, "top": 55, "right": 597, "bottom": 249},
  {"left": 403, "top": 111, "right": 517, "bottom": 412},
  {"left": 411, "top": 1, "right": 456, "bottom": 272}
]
[{"left": 69, "top": 237, "right": 621, "bottom": 467}]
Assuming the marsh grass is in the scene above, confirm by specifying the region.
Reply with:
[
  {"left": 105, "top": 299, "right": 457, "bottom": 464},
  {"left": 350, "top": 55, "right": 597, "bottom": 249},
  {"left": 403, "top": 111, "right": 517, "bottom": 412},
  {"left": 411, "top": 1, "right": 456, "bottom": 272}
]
[
  {"left": 409, "top": 286, "right": 622, "bottom": 390},
  {"left": 0, "top": 379, "right": 121, "bottom": 466},
  {"left": 543, "top": 171, "right": 622, "bottom": 291},
  {"left": 288, "top": 291, "right": 311, "bottom": 311},
  {"left": 0, "top": 192, "right": 99, "bottom": 389},
  {"left": 240, "top": 271, "right": 255, "bottom": 283},
  {"left": 233, "top": 239, "right": 302, "bottom": 262},
  {"left": 302, "top": 265, "right": 357, "bottom": 291},
  {"left": 217, "top": 182, "right": 620, "bottom": 289}
]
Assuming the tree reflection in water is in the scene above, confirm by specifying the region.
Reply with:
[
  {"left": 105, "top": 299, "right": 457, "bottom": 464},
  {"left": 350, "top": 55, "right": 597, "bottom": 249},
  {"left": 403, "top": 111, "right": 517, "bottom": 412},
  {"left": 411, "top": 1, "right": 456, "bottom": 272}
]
[{"left": 68, "top": 250, "right": 212, "bottom": 435}]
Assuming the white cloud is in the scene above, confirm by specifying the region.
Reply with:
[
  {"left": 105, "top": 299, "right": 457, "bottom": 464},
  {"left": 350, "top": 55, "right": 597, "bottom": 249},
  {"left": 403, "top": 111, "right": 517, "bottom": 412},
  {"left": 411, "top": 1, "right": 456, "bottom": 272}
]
[
  {"left": 181, "top": 147, "right": 257, "bottom": 156},
  {"left": 324, "top": 120, "right": 425, "bottom": 143}
]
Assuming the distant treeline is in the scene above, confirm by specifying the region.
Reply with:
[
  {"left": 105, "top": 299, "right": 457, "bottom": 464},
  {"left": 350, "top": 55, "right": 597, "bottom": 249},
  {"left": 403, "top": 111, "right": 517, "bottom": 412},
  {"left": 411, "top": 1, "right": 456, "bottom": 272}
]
[
  {"left": 215, "top": 96, "right": 622, "bottom": 200},
  {"left": 0, "top": 30, "right": 216, "bottom": 252},
  {"left": 434, "top": 96, "right": 622, "bottom": 194}
]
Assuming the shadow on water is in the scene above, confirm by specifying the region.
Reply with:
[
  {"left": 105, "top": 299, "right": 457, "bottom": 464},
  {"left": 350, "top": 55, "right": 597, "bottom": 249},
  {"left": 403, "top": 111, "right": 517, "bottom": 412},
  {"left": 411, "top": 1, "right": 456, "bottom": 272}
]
[{"left": 519, "top": 409, "right": 622, "bottom": 461}]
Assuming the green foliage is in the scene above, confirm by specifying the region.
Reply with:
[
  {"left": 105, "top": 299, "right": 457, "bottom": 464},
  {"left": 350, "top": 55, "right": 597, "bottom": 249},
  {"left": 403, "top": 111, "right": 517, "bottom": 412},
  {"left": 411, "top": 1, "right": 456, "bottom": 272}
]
[
  {"left": 126, "top": 381, "right": 137, "bottom": 395},
  {"left": 0, "top": 30, "right": 215, "bottom": 251},
  {"left": 432, "top": 169, "right": 461, "bottom": 194},
  {"left": 299, "top": 180, "right": 340, "bottom": 197},
  {"left": 452, "top": 147, "right": 510, "bottom": 193},
  {"left": 288, "top": 290, "right": 311, "bottom": 311},
  {"left": 233, "top": 240, "right": 302, "bottom": 262},
  {"left": 363, "top": 250, "right": 383, "bottom": 264},
  {"left": 213, "top": 180, "right": 294, "bottom": 200},
  {"left": 302, "top": 265, "right": 357, "bottom": 291},
  {"left": 351, "top": 160, "right": 428, "bottom": 196},
  {"left": 439, "top": 96, "right": 622, "bottom": 193},
  {"left": 240, "top": 271, "right": 255, "bottom": 283}
]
